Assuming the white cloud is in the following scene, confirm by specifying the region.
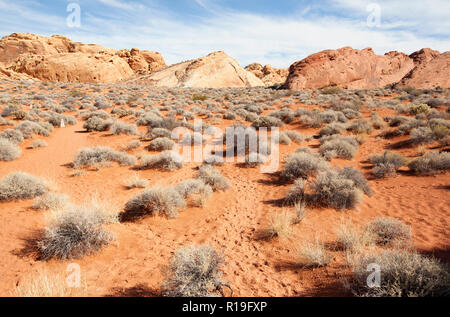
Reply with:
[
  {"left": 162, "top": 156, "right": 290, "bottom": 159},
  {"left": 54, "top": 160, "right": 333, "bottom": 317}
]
[{"left": 0, "top": 0, "right": 448, "bottom": 68}]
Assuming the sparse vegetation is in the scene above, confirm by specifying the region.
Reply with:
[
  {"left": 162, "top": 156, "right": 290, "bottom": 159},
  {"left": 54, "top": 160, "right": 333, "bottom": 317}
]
[
  {"left": 0, "top": 172, "right": 48, "bottom": 201},
  {"left": 163, "top": 245, "right": 228, "bottom": 297}
]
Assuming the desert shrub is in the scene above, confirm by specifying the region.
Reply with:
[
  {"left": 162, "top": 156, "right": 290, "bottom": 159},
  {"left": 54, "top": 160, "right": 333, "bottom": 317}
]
[
  {"left": 409, "top": 103, "right": 431, "bottom": 116},
  {"left": 364, "top": 217, "right": 411, "bottom": 246},
  {"left": 368, "top": 152, "right": 407, "bottom": 169},
  {"left": 370, "top": 113, "right": 387, "bottom": 130},
  {"left": 32, "top": 192, "right": 70, "bottom": 210},
  {"left": 284, "top": 130, "right": 304, "bottom": 143},
  {"left": 243, "top": 152, "right": 266, "bottom": 168},
  {"left": 281, "top": 152, "right": 329, "bottom": 180},
  {"left": 266, "top": 211, "right": 294, "bottom": 239},
  {"left": 163, "top": 245, "right": 227, "bottom": 297},
  {"left": 276, "top": 131, "right": 292, "bottom": 145},
  {"left": 197, "top": 165, "right": 230, "bottom": 191},
  {"left": 29, "top": 139, "right": 48, "bottom": 149},
  {"left": 122, "top": 140, "right": 141, "bottom": 151},
  {"left": 348, "top": 250, "right": 450, "bottom": 297},
  {"left": 0, "top": 129, "right": 24, "bottom": 144},
  {"left": 38, "top": 204, "right": 115, "bottom": 260},
  {"left": 348, "top": 120, "right": 373, "bottom": 134},
  {"left": 339, "top": 166, "right": 372, "bottom": 196},
  {"left": 336, "top": 218, "right": 372, "bottom": 251},
  {"left": 223, "top": 111, "right": 236, "bottom": 120},
  {"left": 175, "top": 179, "right": 213, "bottom": 207},
  {"left": 73, "top": 147, "right": 136, "bottom": 168},
  {"left": 410, "top": 127, "right": 435, "bottom": 144},
  {"left": 251, "top": 116, "right": 283, "bottom": 128},
  {"left": 139, "top": 151, "right": 183, "bottom": 171},
  {"left": 123, "top": 173, "right": 148, "bottom": 189},
  {"left": 13, "top": 271, "right": 87, "bottom": 297},
  {"left": 297, "top": 238, "right": 332, "bottom": 267},
  {"left": 310, "top": 170, "right": 363, "bottom": 210},
  {"left": 122, "top": 187, "right": 186, "bottom": 220},
  {"left": 0, "top": 172, "right": 47, "bottom": 201},
  {"left": 83, "top": 117, "right": 112, "bottom": 132},
  {"left": 319, "top": 136, "right": 359, "bottom": 159},
  {"left": 0, "top": 138, "right": 21, "bottom": 161},
  {"left": 16, "top": 120, "right": 51, "bottom": 138},
  {"left": 110, "top": 121, "right": 138, "bottom": 135},
  {"left": 148, "top": 137, "right": 175, "bottom": 151},
  {"left": 319, "top": 122, "right": 347, "bottom": 136},
  {"left": 148, "top": 128, "right": 172, "bottom": 140},
  {"left": 285, "top": 179, "right": 306, "bottom": 205},
  {"left": 408, "top": 151, "right": 450, "bottom": 175},
  {"left": 430, "top": 124, "right": 450, "bottom": 140},
  {"left": 369, "top": 151, "right": 408, "bottom": 178}
]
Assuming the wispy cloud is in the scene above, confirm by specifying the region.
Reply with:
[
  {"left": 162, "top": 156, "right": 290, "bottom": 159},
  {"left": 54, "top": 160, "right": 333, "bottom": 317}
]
[{"left": 0, "top": 0, "right": 448, "bottom": 68}]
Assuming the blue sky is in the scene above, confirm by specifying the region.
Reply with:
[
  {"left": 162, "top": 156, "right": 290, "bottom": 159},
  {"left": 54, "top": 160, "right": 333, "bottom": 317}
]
[{"left": 0, "top": 0, "right": 449, "bottom": 67}]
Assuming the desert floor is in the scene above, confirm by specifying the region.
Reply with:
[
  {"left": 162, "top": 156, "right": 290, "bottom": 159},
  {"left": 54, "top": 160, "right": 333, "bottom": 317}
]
[{"left": 0, "top": 81, "right": 448, "bottom": 296}]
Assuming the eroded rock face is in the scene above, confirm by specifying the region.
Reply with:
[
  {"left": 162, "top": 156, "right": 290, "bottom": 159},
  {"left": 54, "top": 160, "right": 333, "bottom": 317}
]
[
  {"left": 128, "top": 51, "right": 264, "bottom": 88},
  {"left": 395, "top": 49, "right": 449, "bottom": 89},
  {"left": 245, "top": 63, "right": 289, "bottom": 86},
  {"left": 283, "top": 47, "right": 415, "bottom": 90},
  {"left": 0, "top": 33, "right": 166, "bottom": 82}
]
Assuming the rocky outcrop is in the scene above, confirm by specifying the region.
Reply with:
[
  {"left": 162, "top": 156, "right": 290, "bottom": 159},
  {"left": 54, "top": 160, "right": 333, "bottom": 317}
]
[
  {"left": 245, "top": 63, "right": 288, "bottom": 86},
  {"left": 283, "top": 47, "right": 415, "bottom": 90},
  {"left": 395, "top": 49, "right": 449, "bottom": 89},
  {"left": 0, "top": 33, "right": 165, "bottom": 82},
  {"left": 127, "top": 51, "right": 263, "bottom": 88}
]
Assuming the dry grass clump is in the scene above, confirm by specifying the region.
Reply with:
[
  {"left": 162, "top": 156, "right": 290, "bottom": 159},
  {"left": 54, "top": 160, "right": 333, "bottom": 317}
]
[
  {"left": 368, "top": 151, "right": 408, "bottom": 178},
  {"left": 347, "top": 250, "right": 450, "bottom": 297},
  {"left": 0, "top": 128, "right": 24, "bottom": 144},
  {"left": 407, "top": 151, "right": 450, "bottom": 175},
  {"left": 293, "top": 201, "right": 308, "bottom": 224},
  {"left": 13, "top": 270, "right": 87, "bottom": 297},
  {"left": 319, "top": 122, "right": 347, "bottom": 136},
  {"left": 29, "top": 139, "right": 48, "bottom": 149},
  {"left": 110, "top": 120, "right": 138, "bottom": 135},
  {"left": 139, "top": 151, "right": 183, "bottom": 171},
  {"left": 0, "top": 137, "right": 21, "bottom": 161},
  {"left": 364, "top": 217, "right": 412, "bottom": 246},
  {"left": 83, "top": 117, "right": 112, "bottom": 132},
  {"left": 122, "top": 140, "right": 141, "bottom": 151},
  {"left": 285, "top": 178, "right": 306, "bottom": 205},
  {"left": 251, "top": 116, "right": 284, "bottom": 128},
  {"left": 336, "top": 218, "right": 373, "bottom": 251},
  {"left": 281, "top": 152, "right": 329, "bottom": 180},
  {"left": 175, "top": 179, "right": 213, "bottom": 207},
  {"left": 73, "top": 146, "right": 137, "bottom": 168},
  {"left": 148, "top": 137, "right": 175, "bottom": 151},
  {"left": 38, "top": 203, "right": 115, "bottom": 260},
  {"left": 162, "top": 245, "right": 228, "bottom": 297},
  {"left": 197, "top": 165, "right": 230, "bottom": 191},
  {"left": 0, "top": 172, "right": 48, "bottom": 201},
  {"left": 319, "top": 135, "right": 359, "bottom": 160},
  {"left": 265, "top": 211, "right": 294, "bottom": 240},
  {"left": 123, "top": 173, "right": 149, "bottom": 189},
  {"left": 122, "top": 187, "right": 186, "bottom": 220},
  {"left": 309, "top": 170, "right": 363, "bottom": 210},
  {"left": 243, "top": 152, "right": 266, "bottom": 168},
  {"left": 32, "top": 192, "right": 70, "bottom": 210},
  {"left": 297, "top": 238, "right": 333, "bottom": 267}
]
